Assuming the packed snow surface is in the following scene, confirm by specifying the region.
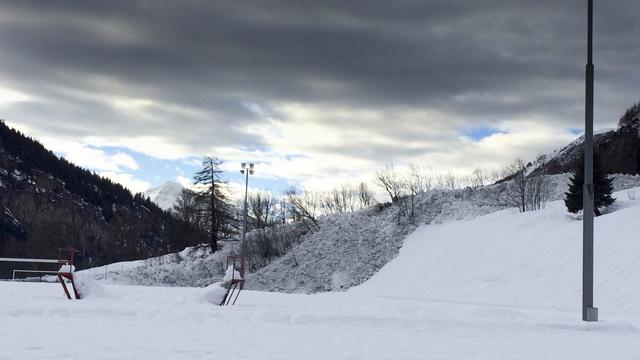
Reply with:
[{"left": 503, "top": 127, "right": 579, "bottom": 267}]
[
  {"left": 354, "top": 188, "right": 640, "bottom": 316},
  {"left": 201, "top": 282, "right": 230, "bottom": 305},
  {"left": 1, "top": 283, "right": 639, "bottom": 360},
  {"left": 3, "top": 187, "right": 640, "bottom": 359}
]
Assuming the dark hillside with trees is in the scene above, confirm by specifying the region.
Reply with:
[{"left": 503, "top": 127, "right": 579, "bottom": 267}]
[
  {"left": 0, "top": 120, "right": 206, "bottom": 277},
  {"left": 530, "top": 100, "right": 640, "bottom": 177}
]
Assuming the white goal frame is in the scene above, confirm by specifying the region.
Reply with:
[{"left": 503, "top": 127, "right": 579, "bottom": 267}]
[{"left": 0, "top": 257, "right": 69, "bottom": 281}]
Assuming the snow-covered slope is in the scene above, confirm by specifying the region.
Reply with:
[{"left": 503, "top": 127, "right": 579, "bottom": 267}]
[
  {"left": 354, "top": 187, "right": 640, "bottom": 317},
  {"left": 245, "top": 174, "right": 640, "bottom": 293},
  {"left": 78, "top": 243, "right": 235, "bottom": 287},
  {"left": 142, "top": 181, "right": 184, "bottom": 211},
  {"left": 93, "top": 174, "right": 640, "bottom": 292}
]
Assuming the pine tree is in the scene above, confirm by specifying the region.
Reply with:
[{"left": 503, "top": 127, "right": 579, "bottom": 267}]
[
  {"left": 193, "top": 156, "right": 234, "bottom": 252},
  {"left": 564, "top": 154, "right": 615, "bottom": 216}
]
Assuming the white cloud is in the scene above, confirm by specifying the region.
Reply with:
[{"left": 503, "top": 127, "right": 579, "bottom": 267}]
[
  {"left": 0, "top": 86, "right": 32, "bottom": 104},
  {"left": 4, "top": 102, "right": 580, "bottom": 196},
  {"left": 99, "top": 171, "right": 151, "bottom": 194},
  {"left": 60, "top": 144, "right": 139, "bottom": 173},
  {"left": 4, "top": 130, "right": 149, "bottom": 194},
  {"left": 176, "top": 175, "right": 192, "bottom": 188},
  {"left": 196, "top": 102, "right": 577, "bottom": 193},
  {"left": 226, "top": 180, "right": 277, "bottom": 202}
]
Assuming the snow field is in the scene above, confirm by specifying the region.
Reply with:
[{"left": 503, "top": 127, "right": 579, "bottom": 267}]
[
  {"left": 354, "top": 188, "right": 640, "bottom": 318},
  {"left": 1, "top": 282, "right": 639, "bottom": 360},
  {"left": 3, "top": 187, "right": 640, "bottom": 359}
]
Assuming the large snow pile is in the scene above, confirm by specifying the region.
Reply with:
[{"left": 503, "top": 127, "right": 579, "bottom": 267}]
[
  {"left": 79, "top": 244, "right": 235, "bottom": 287},
  {"left": 199, "top": 265, "right": 243, "bottom": 305},
  {"left": 73, "top": 271, "right": 109, "bottom": 299},
  {"left": 245, "top": 174, "right": 640, "bottom": 293},
  {"left": 86, "top": 174, "right": 640, "bottom": 293},
  {"left": 354, "top": 186, "right": 640, "bottom": 317},
  {"left": 200, "top": 282, "right": 229, "bottom": 305}
]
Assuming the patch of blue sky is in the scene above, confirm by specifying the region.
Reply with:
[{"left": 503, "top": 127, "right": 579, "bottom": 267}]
[
  {"left": 83, "top": 145, "right": 201, "bottom": 187},
  {"left": 227, "top": 172, "right": 294, "bottom": 194},
  {"left": 283, "top": 153, "right": 307, "bottom": 161},
  {"left": 462, "top": 126, "right": 506, "bottom": 141},
  {"left": 56, "top": 144, "right": 298, "bottom": 193}
]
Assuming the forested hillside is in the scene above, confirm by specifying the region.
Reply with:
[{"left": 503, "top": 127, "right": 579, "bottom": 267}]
[
  {"left": 0, "top": 120, "right": 206, "bottom": 277},
  {"left": 531, "top": 100, "right": 640, "bottom": 176}
]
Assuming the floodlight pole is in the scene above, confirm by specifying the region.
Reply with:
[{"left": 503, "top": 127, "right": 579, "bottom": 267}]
[
  {"left": 582, "top": 0, "right": 597, "bottom": 322},
  {"left": 240, "top": 162, "right": 254, "bottom": 256}
]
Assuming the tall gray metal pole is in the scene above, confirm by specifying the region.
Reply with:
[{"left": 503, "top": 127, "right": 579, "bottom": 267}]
[
  {"left": 583, "top": 0, "right": 597, "bottom": 322},
  {"left": 242, "top": 169, "right": 249, "bottom": 244}
]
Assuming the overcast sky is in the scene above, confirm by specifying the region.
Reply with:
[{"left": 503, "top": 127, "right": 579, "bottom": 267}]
[{"left": 1, "top": 0, "right": 638, "bottom": 194}]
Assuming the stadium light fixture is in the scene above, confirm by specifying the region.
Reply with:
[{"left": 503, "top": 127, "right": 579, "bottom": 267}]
[{"left": 240, "top": 163, "right": 255, "bottom": 255}]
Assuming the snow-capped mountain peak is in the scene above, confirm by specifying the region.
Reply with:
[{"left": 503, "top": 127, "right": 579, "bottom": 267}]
[{"left": 143, "top": 181, "right": 184, "bottom": 211}]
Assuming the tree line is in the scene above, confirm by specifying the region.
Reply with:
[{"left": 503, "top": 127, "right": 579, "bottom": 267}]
[
  {"left": 173, "top": 155, "right": 554, "bottom": 267},
  {"left": 0, "top": 120, "right": 205, "bottom": 267},
  {"left": 173, "top": 147, "right": 616, "bottom": 270}
]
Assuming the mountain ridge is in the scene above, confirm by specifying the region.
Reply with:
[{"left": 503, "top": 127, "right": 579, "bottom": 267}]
[
  {"left": 143, "top": 181, "right": 184, "bottom": 211},
  {"left": 0, "top": 120, "right": 205, "bottom": 278},
  {"left": 532, "top": 100, "right": 640, "bottom": 176}
]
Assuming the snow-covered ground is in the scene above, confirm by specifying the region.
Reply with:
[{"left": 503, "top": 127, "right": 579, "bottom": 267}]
[
  {"left": 3, "top": 186, "right": 640, "bottom": 359},
  {"left": 70, "top": 174, "right": 640, "bottom": 293},
  {"left": 1, "top": 282, "right": 639, "bottom": 360},
  {"left": 355, "top": 188, "right": 640, "bottom": 316}
]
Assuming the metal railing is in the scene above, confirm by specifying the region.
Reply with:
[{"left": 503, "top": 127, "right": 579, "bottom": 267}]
[{"left": 12, "top": 270, "right": 60, "bottom": 281}]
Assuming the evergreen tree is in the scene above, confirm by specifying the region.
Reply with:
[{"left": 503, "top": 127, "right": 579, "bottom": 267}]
[
  {"left": 564, "top": 154, "right": 615, "bottom": 216},
  {"left": 193, "top": 156, "right": 234, "bottom": 252}
]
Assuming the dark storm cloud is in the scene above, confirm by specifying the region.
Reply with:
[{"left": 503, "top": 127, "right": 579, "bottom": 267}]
[{"left": 0, "top": 0, "right": 638, "bottom": 160}]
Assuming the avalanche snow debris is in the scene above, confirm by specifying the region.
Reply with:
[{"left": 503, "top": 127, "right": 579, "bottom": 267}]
[
  {"left": 84, "top": 174, "right": 640, "bottom": 293},
  {"left": 79, "top": 244, "right": 235, "bottom": 287}
]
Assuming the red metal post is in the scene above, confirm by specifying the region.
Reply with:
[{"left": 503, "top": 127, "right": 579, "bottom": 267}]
[{"left": 57, "top": 246, "right": 81, "bottom": 300}]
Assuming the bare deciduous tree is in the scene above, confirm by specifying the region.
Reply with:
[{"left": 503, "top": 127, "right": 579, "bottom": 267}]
[
  {"left": 505, "top": 159, "right": 528, "bottom": 212},
  {"left": 527, "top": 155, "right": 552, "bottom": 210},
  {"left": 375, "top": 164, "right": 404, "bottom": 202},
  {"left": 357, "top": 182, "right": 375, "bottom": 209},
  {"left": 322, "top": 185, "right": 357, "bottom": 214},
  {"left": 248, "top": 192, "right": 279, "bottom": 229},
  {"left": 409, "top": 164, "right": 432, "bottom": 193},
  {"left": 504, "top": 157, "right": 552, "bottom": 212},
  {"left": 470, "top": 168, "right": 486, "bottom": 188},
  {"left": 284, "top": 187, "right": 321, "bottom": 232},
  {"left": 173, "top": 188, "right": 199, "bottom": 224},
  {"left": 443, "top": 170, "right": 459, "bottom": 191}
]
